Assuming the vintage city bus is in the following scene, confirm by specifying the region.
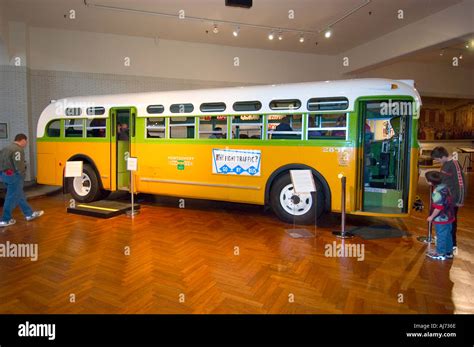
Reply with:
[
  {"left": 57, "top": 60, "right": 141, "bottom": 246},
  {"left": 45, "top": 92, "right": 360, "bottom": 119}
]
[{"left": 36, "top": 78, "right": 421, "bottom": 224}]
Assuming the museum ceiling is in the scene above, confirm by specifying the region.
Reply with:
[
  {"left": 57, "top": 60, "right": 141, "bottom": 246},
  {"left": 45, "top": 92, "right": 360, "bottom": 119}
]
[{"left": 4, "top": 0, "right": 463, "bottom": 54}]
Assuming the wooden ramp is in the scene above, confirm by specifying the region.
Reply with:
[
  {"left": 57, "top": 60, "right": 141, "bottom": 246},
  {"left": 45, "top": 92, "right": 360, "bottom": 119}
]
[{"left": 67, "top": 200, "right": 140, "bottom": 218}]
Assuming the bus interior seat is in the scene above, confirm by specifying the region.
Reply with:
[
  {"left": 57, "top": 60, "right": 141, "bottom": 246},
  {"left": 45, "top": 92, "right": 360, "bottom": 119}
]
[
  {"left": 89, "top": 119, "right": 101, "bottom": 137},
  {"left": 272, "top": 133, "right": 300, "bottom": 139},
  {"left": 47, "top": 129, "right": 60, "bottom": 137},
  {"left": 65, "top": 128, "right": 82, "bottom": 137},
  {"left": 186, "top": 127, "right": 194, "bottom": 138}
]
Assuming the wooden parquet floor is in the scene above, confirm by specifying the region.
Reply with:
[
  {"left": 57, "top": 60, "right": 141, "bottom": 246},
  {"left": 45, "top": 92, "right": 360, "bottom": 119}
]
[{"left": 0, "top": 175, "right": 472, "bottom": 314}]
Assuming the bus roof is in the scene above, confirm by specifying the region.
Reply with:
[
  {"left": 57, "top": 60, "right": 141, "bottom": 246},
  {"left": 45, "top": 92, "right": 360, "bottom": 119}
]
[{"left": 37, "top": 78, "right": 421, "bottom": 137}]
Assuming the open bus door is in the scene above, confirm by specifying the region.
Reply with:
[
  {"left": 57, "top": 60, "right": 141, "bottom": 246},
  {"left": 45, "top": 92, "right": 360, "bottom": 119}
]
[
  {"left": 357, "top": 100, "right": 412, "bottom": 214},
  {"left": 110, "top": 107, "right": 136, "bottom": 191}
]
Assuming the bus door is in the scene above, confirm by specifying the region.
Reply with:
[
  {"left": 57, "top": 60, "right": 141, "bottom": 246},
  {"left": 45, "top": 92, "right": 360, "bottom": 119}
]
[
  {"left": 110, "top": 107, "right": 136, "bottom": 191},
  {"left": 357, "top": 100, "right": 412, "bottom": 214}
]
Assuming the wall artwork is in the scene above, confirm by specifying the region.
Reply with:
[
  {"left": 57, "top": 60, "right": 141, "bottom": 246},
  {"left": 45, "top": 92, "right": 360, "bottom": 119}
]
[
  {"left": 418, "top": 100, "right": 474, "bottom": 141},
  {"left": 0, "top": 123, "right": 8, "bottom": 139}
]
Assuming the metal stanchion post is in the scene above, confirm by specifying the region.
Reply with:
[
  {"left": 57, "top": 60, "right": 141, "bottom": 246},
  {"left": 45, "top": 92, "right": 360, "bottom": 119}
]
[
  {"left": 126, "top": 170, "right": 139, "bottom": 218},
  {"left": 332, "top": 174, "right": 353, "bottom": 239},
  {"left": 417, "top": 185, "right": 434, "bottom": 243}
]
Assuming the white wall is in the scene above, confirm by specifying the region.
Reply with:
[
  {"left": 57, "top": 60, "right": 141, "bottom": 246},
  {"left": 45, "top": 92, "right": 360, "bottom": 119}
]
[
  {"left": 8, "top": 21, "right": 28, "bottom": 66},
  {"left": 0, "top": 39, "right": 7, "bottom": 64},
  {"left": 29, "top": 27, "right": 340, "bottom": 84},
  {"left": 0, "top": 0, "right": 9, "bottom": 64},
  {"left": 339, "top": 0, "right": 474, "bottom": 74},
  {"left": 351, "top": 61, "right": 474, "bottom": 98},
  {"left": 27, "top": 26, "right": 474, "bottom": 97}
]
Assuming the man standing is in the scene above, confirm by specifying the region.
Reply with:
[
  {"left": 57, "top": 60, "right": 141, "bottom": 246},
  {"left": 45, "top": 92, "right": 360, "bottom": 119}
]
[
  {"left": 0, "top": 133, "right": 44, "bottom": 227},
  {"left": 118, "top": 123, "right": 129, "bottom": 141},
  {"left": 431, "top": 146, "right": 466, "bottom": 250}
]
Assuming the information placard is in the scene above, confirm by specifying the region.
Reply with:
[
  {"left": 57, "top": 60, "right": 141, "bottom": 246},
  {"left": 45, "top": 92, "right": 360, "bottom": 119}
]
[
  {"left": 64, "top": 161, "right": 83, "bottom": 178},
  {"left": 290, "top": 170, "right": 316, "bottom": 194},
  {"left": 127, "top": 157, "right": 138, "bottom": 171}
]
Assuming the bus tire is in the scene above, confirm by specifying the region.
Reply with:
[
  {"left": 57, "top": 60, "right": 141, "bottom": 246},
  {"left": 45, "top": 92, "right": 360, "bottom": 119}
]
[
  {"left": 270, "top": 172, "right": 325, "bottom": 225},
  {"left": 68, "top": 164, "right": 103, "bottom": 203}
]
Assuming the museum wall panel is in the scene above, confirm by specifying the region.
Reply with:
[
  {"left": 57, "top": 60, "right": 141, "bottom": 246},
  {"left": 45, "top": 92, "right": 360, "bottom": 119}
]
[
  {"left": 0, "top": 65, "right": 32, "bottom": 180},
  {"left": 28, "top": 27, "right": 339, "bottom": 84},
  {"left": 352, "top": 61, "right": 474, "bottom": 99}
]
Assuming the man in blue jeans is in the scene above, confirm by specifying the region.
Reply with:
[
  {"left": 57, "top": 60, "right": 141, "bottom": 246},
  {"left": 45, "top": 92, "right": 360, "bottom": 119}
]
[{"left": 0, "top": 133, "right": 43, "bottom": 227}]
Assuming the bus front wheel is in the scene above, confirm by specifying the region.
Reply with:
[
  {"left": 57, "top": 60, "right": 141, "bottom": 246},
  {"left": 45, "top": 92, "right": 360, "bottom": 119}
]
[
  {"left": 270, "top": 172, "right": 325, "bottom": 225},
  {"left": 68, "top": 164, "right": 103, "bottom": 203}
]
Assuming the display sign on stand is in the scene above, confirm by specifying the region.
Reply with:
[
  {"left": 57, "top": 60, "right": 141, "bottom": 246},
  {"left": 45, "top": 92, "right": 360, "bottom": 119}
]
[
  {"left": 285, "top": 170, "right": 317, "bottom": 238},
  {"left": 291, "top": 170, "right": 316, "bottom": 194},
  {"left": 126, "top": 157, "right": 139, "bottom": 217},
  {"left": 65, "top": 161, "right": 83, "bottom": 178}
]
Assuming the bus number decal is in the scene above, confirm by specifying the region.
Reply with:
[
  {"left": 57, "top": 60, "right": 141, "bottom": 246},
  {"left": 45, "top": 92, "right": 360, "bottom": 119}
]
[
  {"left": 323, "top": 147, "right": 345, "bottom": 153},
  {"left": 338, "top": 150, "right": 350, "bottom": 167},
  {"left": 168, "top": 156, "right": 194, "bottom": 170},
  {"left": 212, "top": 149, "right": 261, "bottom": 176},
  {"left": 323, "top": 147, "right": 350, "bottom": 166}
]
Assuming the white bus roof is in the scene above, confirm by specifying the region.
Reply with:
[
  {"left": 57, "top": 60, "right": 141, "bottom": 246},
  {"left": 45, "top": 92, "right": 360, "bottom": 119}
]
[{"left": 37, "top": 78, "right": 421, "bottom": 137}]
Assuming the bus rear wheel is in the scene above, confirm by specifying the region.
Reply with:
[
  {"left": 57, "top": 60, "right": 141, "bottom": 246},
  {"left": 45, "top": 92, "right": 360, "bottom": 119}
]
[
  {"left": 68, "top": 164, "right": 103, "bottom": 203},
  {"left": 270, "top": 172, "right": 325, "bottom": 225}
]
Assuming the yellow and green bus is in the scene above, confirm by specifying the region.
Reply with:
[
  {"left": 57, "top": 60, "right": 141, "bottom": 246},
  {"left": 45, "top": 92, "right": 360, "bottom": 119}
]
[{"left": 36, "top": 78, "right": 421, "bottom": 224}]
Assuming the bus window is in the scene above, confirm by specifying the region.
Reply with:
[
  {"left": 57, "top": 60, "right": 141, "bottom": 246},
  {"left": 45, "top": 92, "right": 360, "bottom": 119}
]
[
  {"left": 200, "top": 103, "right": 226, "bottom": 113},
  {"left": 308, "top": 114, "right": 347, "bottom": 139},
  {"left": 307, "top": 97, "right": 349, "bottom": 111},
  {"left": 269, "top": 99, "right": 301, "bottom": 111},
  {"left": 267, "top": 114, "right": 302, "bottom": 140},
  {"left": 86, "top": 118, "right": 106, "bottom": 138},
  {"left": 199, "top": 116, "right": 227, "bottom": 139},
  {"left": 146, "top": 117, "right": 165, "bottom": 138},
  {"left": 169, "top": 117, "right": 195, "bottom": 139},
  {"left": 170, "top": 104, "right": 194, "bottom": 113},
  {"left": 64, "top": 119, "right": 84, "bottom": 138},
  {"left": 233, "top": 101, "right": 262, "bottom": 112},
  {"left": 231, "top": 115, "right": 263, "bottom": 139},
  {"left": 46, "top": 120, "right": 61, "bottom": 137},
  {"left": 65, "top": 108, "right": 82, "bottom": 116},
  {"left": 86, "top": 107, "right": 105, "bottom": 116}
]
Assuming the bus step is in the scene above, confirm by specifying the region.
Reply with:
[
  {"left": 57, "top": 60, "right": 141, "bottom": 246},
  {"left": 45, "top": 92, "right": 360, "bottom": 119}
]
[{"left": 67, "top": 200, "right": 140, "bottom": 219}]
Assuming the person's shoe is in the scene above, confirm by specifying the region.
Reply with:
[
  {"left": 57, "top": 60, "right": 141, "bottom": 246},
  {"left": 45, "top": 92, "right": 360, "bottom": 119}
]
[
  {"left": 25, "top": 211, "right": 44, "bottom": 221},
  {"left": 426, "top": 252, "right": 446, "bottom": 261},
  {"left": 445, "top": 253, "right": 454, "bottom": 259},
  {"left": 0, "top": 219, "right": 16, "bottom": 227}
]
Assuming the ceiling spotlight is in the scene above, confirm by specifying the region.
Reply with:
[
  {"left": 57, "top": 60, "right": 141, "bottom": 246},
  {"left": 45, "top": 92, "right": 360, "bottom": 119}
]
[
  {"left": 233, "top": 26, "right": 240, "bottom": 37},
  {"left": 459, "top": 54, "right": 463, "bottom": 59},
  {"left": 268, "top": 31, "right": 274, "bottom": 40},
  {"left": 466, "top": 44, "right": 470, "bottom": 49},
  {"left": 212, "top": 24, "right": 219, "bottom": 34},
  {"left": 439, "top": 50, "right": 444, "bottom": 56},
  {"left": 299, "top": 34, "right": 305, "bottom": 43},
  {"left": 278, "top": 32, "right": 283, "bottom": 41},
  {"left": 324, "top": 28, "right": 332, "bottom": 38}
]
